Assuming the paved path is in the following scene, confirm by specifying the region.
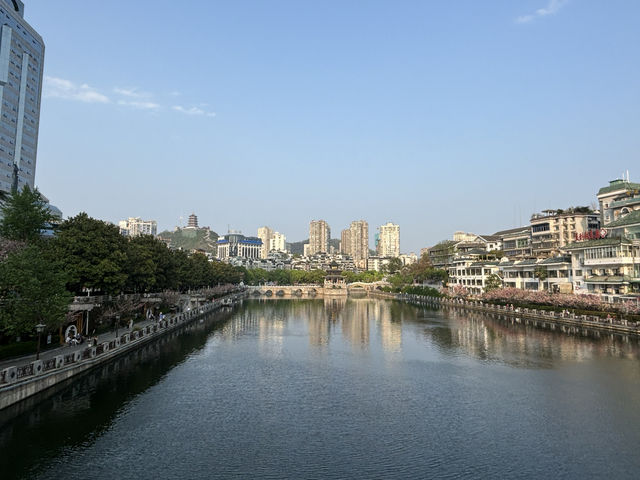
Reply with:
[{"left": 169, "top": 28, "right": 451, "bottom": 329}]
[{"left": 0, "top": 317, "right": 162, "bottom": 372}]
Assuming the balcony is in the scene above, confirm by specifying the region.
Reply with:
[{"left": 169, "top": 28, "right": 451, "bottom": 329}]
[{"left": 583, "top": 257, "right": 635, "bottom": 266}]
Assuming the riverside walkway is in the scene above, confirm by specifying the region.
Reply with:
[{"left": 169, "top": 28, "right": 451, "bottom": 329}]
[
  {"left": 0, "top": 316, "right": 159, "bottom": 373},
  {"left": 0, "top": 292, "right": 246, "bottom": 410}
]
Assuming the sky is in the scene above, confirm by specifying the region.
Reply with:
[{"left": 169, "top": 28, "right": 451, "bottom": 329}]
[{"left": 25, "top": 0, "right": 640, "bottom": 252}]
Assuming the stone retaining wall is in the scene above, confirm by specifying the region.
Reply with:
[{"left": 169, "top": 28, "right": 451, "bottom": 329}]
[
  {"left": 369, "top": 291, "right": 640, "bottom": 337},
  {"left": 0, "top": 292, "right": 246, "bottom": 410}
]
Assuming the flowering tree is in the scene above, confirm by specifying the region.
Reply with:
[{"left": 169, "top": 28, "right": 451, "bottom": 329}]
[
  {"left": 451, "top": 284, "right": 469, "bottom": 299},
  {"left": 480, "top": 287, "right": 631, "bottom": 314}
]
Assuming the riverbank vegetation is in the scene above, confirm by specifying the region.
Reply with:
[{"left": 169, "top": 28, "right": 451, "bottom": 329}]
[
  {"left": 0, "top": 188, "right": 244, "bottom": 340},
  {"left": 481, "top": 287, "right": 640, "bottom": 320}
]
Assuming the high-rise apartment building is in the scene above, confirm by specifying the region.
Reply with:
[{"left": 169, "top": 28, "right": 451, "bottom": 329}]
[
  {"left": 269, "top": 232, "right": 286, "bottom": 253},
  {"left": 257, "top": 226, "right": 274, "bottom": 259},
  {"left": 378, "top": 223, "right": 400, "bottom": 257},
  {"left": 340, "top": 228, "right": 351, "bottom": 255},
  {"left": 118, "top": 217, "right": 158, "bottom": 237},
  {"left": 349, "top": 220, "right": 369, "bottom": 269},
  {"left": 0, "top": 0, "right": 44, "bottom": 196},
  {"left": 309, "top": 220, "right": 330, "bottom": 255}
]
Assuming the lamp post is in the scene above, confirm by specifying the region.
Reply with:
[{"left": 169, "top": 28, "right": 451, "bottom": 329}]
[
  {"left": 35, "top": 323, "right": 46, "bottom": 360},
  {"left": 115, "top": 315, "right": 120, "bottom": 338}
]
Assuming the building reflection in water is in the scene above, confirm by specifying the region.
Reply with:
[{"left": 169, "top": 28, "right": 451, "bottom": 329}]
[
  {"left": 320, "top": 298, "right": 403, "bottom": 354},
  {"left": 423, "top": 307, "right": 640, "bottom": 368},
  {"left": 375, "top": 301, "right": 402, "bottom": 354},
  {"left": 337, "top": 299, "right": 370, "bottom": 349},
  {"left": 226, "top": 299, "right": 640, "bottom": 368}
]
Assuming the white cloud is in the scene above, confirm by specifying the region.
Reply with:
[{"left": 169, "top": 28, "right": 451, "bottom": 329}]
[
  {"left": 114, "top": 87, "right": 151, "bottom": 98},
  {"left": 44, "top": 76, "right": 110, "bottom": 103},
  {"left": 44, "top": 77, "right": 215, "bottom": 118},
  {"left": 516, "top": 0, "right": 569, "bottom": 24},
  {"left": 172, "top": 105, "right": 216, "bottom": 117},
  {"left": 117, "top": 100, "right": 160, "bottom": 110}
]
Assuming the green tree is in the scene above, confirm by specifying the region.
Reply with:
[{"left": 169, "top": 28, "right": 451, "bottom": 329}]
[
  {"left": 124, "top": 236, "right": 158, "bottom": 292},
  {"left": 384, "top": 257, "right": 404, "bottom": 274},
  {"left": 388, "top": 272, "right": 413, "bottom": 290},
  {"left": 534, "top": 266, "right": 548, "bottom": 291},
  {"left": 52, "top": 213, "right": 128, "bottom": 294},
  {"left": 0, "top": 185, "right": 56, "bottom": 242},
  {"left": 484, "top": 273, "right": 503, "bottom": 292},
  {"left": 404, "top": 253, "right": 448, "bottom": 285},
  {"left": 0, "top": 244, "right": 72, "bottom": 335},
  {"left": 188, "top": 253, "right": 212, "bottom": 288}
]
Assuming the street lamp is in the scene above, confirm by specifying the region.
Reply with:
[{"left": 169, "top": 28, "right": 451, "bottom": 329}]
[
  {"left": 115, "top": 315, "right": 120, "bottom": 338},
  {"left": 35, "top": 323, "right": 46, "bottom": 360}
]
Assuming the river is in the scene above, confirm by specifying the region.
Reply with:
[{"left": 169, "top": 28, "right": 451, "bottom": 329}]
[{"left": 1, "top": 298, "right": 640, "bottom": 479}]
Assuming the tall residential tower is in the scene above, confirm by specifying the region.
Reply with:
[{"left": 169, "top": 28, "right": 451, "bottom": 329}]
[
  {"left": 0, "top": 0, "right": 44, "bottom": 196},
  {"left": 257, "top": 226, "right": 274, "bottom": 258},
  {"left": 349, "top": 220, "right": 369, "bottom": 269},
  {"left": 308, "top": 220, "right": 330, "bottom": 255},
  {"left": 377, "top": 223, "right": 400, "bottom": 257}
]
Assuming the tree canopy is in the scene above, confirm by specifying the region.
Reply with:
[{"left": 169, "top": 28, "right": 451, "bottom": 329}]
[
  {"left": 0, "top": 185, "right": 56, "bottom": 242},
  {"left": 0, "top": 243, "right": 71, "bottom": 335}
]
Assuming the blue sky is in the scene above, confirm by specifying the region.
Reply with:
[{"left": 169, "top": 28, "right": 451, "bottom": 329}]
[{"left": 28, "top": 0, "right": 640, "bottom": 252}]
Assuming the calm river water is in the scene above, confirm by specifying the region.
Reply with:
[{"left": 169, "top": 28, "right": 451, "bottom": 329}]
[{"left": 2, "top": 298, "right": 640, "bottom": 479}]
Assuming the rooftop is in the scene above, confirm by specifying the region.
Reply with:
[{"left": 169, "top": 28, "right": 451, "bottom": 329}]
[
  {"left": 493, "top": 226, "right": 529, "bottom": 237},
  {"left": 598, "top": 179, "right": 640, "bottom": 196},
  {"left": 610, "top": 197, "right": 640, "bottom": 208},
  {"left": 478, "top": 234, "right": 501, "bottom": 242},
  {"left": 539, "top": 255, "right": 571, "bottom": 265},
  {"left": 605, "top": 210, "right": 640, "bottom": 228},
  {"left": 563, "top": 236, "right": 632, "bottom": 250}
]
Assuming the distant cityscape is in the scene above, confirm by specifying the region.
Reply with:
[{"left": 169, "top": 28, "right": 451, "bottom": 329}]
[
  {"left": 109, "top": 172, "right": 640, "bottom": 305},
  {"left": 1, "top": 0, "right": 638, "bottom": 306}
]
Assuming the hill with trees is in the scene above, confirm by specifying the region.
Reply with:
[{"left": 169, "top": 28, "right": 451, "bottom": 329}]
[{"left": 157, "top": 227, "right": 218, "bottom": 255}]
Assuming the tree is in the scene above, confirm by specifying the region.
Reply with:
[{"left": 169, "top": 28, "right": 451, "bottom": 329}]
[
  {"left": 384, "top": 257, "right": 403, "bottom": 274},
  {"left": 0, "top": 244, "right": 72, "bottom": 336},
  {"left": 534, "top": 266, "right": 548, "bottom": 290},
  {"left": 0, "top": 185, "right": 56, "bottom": 242},
  {"left": 52, "top": 213, "right": 129, "bottom": 294},
  {"left": 484, "top": 273, "right": 503, "bottom": 292},
  {"left": 124, "top": 236, "right": 158, "bottom": 292}
]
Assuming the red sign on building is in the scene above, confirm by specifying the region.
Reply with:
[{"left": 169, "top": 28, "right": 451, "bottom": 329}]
[{"left": 574, "top": 229, "right": 607, "bottom": 241}]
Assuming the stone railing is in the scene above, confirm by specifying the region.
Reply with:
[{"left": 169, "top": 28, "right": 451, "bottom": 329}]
[
  {"left": 0, "top": 293, "right": 244, "bottom": 387},
  {"left": 387, "top": 293, "right": 640, "bottom": 332}
]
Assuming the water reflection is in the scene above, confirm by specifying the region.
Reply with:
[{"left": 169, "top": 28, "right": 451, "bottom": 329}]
[
  {"left": 3, "top": 299, "right": 640, "bottom": 480},
  {"left": 0, "top": 309, "right": 235, "bottom": 479},
  {"left": 423, "top": 307, "right": 640, "bottom": 368}
]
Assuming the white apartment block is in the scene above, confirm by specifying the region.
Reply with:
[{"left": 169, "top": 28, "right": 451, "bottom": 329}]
[
  {"left": 269, "top": 231, "right": 286, "bottom": 253},
  {"left": 378, "top": 222, "right": 400, "bottom": 257},
  {"left": 257, "top": 226, "right": 274, "bottom": 259},
  {"left": 119, "top": 217, "right": 157, "bottom": 237},
  {"left": 448, "top": 257, "right": 501, "bottom": 296}
]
